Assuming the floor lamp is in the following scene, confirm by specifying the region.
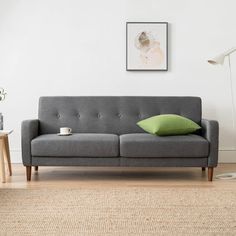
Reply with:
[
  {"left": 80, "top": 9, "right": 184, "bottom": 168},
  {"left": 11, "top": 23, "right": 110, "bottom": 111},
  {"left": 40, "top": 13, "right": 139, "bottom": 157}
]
[{"left": 208, "top": 47, "right": 236, "bottom": 179}]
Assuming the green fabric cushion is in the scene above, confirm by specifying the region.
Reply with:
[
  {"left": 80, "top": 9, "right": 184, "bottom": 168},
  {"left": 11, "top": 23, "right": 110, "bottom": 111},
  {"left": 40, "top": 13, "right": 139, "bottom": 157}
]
[{"left": 137, "top": 114, "right": 201, "bottom": 136}]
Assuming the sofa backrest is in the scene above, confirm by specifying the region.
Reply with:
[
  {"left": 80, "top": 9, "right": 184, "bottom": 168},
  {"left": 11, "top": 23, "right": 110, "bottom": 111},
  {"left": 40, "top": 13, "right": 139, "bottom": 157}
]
[{"left": 38, "top": 96, "right": 202, "bottom": 134}]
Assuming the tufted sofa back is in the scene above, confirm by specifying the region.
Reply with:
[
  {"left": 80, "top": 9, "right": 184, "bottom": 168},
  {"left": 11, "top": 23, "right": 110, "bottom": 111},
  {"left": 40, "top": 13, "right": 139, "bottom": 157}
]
[{"left": 38, "top": 96, "right": 202, "bottom": 135}]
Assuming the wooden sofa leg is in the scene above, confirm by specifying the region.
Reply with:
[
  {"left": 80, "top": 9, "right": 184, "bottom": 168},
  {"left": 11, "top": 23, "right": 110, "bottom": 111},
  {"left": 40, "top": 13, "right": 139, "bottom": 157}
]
[
  {"left": 202, "top": 167, "right": 206, "bottom": 171},
  {"left": 208, "top": 167, "right": 214, "bottom": 181},
  {"left": 35, "top": 166, "right": 38, "bottom": 171},
  {"left": 26, "top": 166, "right": 32, "bottom": 181}
]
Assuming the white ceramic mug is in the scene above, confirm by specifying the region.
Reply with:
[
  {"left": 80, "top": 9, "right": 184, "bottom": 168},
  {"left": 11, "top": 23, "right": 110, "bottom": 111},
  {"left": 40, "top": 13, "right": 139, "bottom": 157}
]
[{"left": 60, "top": 127, "right": 72, "bottom": 135}]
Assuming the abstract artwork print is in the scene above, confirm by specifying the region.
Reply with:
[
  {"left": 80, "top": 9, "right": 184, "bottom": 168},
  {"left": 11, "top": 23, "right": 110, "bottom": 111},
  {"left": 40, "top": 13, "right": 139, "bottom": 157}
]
[{"left": 126, "top": 22, "right": 168, "bottom": 71}]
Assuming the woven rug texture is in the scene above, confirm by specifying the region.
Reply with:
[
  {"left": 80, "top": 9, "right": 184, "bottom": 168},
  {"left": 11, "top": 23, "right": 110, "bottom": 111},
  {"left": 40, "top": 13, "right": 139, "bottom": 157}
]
[{"left": 0, "top": 187, "right": 236, "bottom": 235}]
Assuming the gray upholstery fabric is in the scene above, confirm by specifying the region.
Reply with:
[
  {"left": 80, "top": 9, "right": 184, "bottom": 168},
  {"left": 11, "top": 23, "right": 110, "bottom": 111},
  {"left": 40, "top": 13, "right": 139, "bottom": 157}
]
[
  {"left": 32, "top": 157, "right": 119, "bottom": 166},
  {"left": 120, "top": 133, "right": 209, "bottom": 158},
  {"left": 21, "top": 96, "right": 219, "bottom": 169},
  {"left": 31, "top": 156, "right": 207, "bottom": 167},
  {"left": 120, "top": 157, "right": 208, "bottom": 167},
  {"left": 201, "top": 119, "right": 219, "bottom": 167},
  {"left": 38, "top": 96, "right": 201, "bottom": 135},
  {"left": 21, "top": 120, "right": 39, "bottom": 165},
  {"left": 31, "top": 134, "right": 119, "bottom": 157}
]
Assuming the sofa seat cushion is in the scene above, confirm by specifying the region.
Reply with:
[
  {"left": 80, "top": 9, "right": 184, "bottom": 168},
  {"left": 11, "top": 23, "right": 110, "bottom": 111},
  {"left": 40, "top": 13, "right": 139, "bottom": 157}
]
[
  {"left": 31, "top": 133, "right": 119, "bottom": 157},
  {"left": 120, "top": 133, "right": 209, "bottom": 158}
]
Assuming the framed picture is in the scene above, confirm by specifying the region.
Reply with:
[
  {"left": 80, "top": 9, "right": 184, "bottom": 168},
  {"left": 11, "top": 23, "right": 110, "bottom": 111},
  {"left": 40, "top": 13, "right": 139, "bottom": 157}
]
[{"left": 126, "top": 22, "right": 168, "bottom": 71}]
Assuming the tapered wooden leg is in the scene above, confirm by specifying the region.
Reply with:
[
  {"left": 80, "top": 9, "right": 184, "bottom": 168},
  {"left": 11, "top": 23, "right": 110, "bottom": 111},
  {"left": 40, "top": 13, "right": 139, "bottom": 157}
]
[
  {"left": 202, "top": 167, "right": 206, "bottom": 171},
  {"left": 208, "top": 167, "right": 214, "bottom": 181},
  {"left": 0, "top": 139, "right": 6, "bottom": 183},
  {"left": 26, "top": 166, "right": 32, "bottom": 181},
  {"left": 35, "top": 166, "right": 38, "bottom": 171},
  {"left": 3, "top": 136, "right": 12, "bottom": 176}
]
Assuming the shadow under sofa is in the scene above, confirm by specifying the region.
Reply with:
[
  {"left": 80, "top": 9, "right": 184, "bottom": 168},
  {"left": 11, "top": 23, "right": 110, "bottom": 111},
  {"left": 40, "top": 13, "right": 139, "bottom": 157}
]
[{"left": 21, "top": 96, "right": 219, "bottom": 181}]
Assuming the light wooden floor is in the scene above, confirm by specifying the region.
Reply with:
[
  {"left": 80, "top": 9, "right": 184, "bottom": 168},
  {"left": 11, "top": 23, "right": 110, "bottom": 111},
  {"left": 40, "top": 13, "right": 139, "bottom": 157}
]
[{"left": 1, "top": 164, "right": 236, "bottom": 189}]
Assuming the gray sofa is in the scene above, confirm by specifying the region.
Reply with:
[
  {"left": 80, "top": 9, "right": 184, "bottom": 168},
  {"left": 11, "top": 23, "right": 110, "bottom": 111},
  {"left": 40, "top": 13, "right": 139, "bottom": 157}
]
[{"left": 21, "top": 96, "right": 219, "bottom": 181}]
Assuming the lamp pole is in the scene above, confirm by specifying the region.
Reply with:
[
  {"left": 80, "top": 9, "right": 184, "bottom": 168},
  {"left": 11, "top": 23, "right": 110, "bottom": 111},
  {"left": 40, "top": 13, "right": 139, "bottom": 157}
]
[
  {"left": 228, "top": 54, "right": 236, "bottom": 138},
  {"left": 208, "top": 48, "right": 236, "bottom": 179},
  {"left": 208, "top": 48, "right": 236, "bottom": 141}
]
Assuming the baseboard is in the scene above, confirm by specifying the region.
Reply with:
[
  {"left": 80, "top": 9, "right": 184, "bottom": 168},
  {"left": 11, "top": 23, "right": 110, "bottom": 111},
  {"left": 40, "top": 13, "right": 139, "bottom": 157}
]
[
  {"left": 218, "top": 150, "right": 236, "bottom": 163},
  {"left": 10, "top": 150, "right": 236, "bottom": 164}
]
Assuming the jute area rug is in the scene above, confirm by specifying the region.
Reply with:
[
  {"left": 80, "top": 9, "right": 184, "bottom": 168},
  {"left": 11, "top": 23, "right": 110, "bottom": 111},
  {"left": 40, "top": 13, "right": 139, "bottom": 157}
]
[{"left": 0, "top": 187, "right": 236, "bottom": 235}]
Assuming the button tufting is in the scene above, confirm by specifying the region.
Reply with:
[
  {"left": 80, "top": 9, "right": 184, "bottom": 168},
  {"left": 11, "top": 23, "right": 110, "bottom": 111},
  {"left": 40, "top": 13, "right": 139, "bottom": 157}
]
[
  {"left": 97, "top": 113, "right": 101, "bottom": 118},
  {"left": 117, "top": 113, "right": 122, "bottom": 118},
  {"left": 57, "top": 114, "right": 60, "bottom": 119},
  {"left": 77, "top": 113, "right": 80, "bottom": 118}
]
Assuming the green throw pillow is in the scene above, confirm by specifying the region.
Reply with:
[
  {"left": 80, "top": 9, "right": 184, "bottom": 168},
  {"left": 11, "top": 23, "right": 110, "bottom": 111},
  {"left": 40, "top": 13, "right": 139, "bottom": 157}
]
[{"left": 137, "top": 114, "right": 201, "bottom": 136}]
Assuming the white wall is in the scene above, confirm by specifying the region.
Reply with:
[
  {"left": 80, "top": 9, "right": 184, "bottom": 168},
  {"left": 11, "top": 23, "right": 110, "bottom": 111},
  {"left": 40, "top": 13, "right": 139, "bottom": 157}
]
[{"left": 0, "top": 0, "right": 236, "bottom": 163}]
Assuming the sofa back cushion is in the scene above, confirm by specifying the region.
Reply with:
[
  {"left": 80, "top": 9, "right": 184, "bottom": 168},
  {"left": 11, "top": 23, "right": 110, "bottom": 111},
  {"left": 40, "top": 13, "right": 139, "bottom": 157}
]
[{"left": 38, "top": 96, "right": 202, "bottom": 135}]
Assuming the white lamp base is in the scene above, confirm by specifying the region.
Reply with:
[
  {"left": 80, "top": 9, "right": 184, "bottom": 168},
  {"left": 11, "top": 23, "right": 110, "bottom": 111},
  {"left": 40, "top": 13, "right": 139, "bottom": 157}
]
[{"left": 216, "top": 172, "right": 236, "bottom": 180}]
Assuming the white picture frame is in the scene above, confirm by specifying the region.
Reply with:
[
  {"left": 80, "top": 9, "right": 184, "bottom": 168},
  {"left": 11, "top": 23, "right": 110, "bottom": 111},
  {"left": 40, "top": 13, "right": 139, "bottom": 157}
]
[{"left": 126, "top": 22, "right": 168, "bottom": 71}]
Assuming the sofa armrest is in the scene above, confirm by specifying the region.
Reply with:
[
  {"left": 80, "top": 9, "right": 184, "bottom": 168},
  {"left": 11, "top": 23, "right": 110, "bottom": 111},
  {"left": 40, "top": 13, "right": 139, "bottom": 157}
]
[
  {"left": 201, "top": 119, "right": 219, "bottom": 167},
  {"left": 21, "top": 119, "right": 39, "bottom": 166}
]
